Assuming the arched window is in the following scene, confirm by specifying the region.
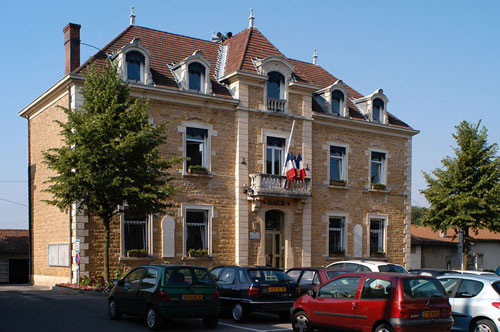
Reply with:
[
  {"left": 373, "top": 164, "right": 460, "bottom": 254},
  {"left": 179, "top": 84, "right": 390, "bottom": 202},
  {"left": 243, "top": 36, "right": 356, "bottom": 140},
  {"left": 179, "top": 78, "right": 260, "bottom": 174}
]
[
  {"left": 267, "top": 71, "right": 285, "bottom": 100},
  {"left": 331, "top": 90, "right": 345, "bottom": 115},
  {"left": 372, "top": 98, "right": 384, "bottom": 123},
  {"left": 126, "top": 51, "right": 145, "bottom": 82},
  {"left": 188, "top": 62, "right": 205, "bottom": 92}
]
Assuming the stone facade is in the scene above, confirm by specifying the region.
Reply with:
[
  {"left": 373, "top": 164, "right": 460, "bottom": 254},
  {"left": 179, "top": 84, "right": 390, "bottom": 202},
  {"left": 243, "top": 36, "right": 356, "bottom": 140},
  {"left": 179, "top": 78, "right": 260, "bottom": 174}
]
[{"left": 19, "top": 23, "right": 417, "bottom": 286}]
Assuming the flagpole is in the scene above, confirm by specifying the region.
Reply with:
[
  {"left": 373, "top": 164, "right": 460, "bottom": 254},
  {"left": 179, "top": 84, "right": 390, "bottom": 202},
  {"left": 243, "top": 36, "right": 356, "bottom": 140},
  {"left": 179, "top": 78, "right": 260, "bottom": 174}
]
[{"left": 282, "top": 120, "right": 296, "bottom": 176}]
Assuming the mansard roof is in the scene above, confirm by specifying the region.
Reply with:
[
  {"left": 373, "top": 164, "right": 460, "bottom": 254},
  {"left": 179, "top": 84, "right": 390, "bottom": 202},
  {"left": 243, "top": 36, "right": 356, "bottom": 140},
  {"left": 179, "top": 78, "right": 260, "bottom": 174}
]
[{"left": 75, "top": 25, "right": 410, "bottom": 128}]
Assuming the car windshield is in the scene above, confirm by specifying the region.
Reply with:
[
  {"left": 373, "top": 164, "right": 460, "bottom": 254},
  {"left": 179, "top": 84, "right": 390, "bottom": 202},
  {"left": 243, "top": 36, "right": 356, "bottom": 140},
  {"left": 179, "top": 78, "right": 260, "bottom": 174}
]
[
  {"left": 379, "top": 264, "right": 408, "bottom": 273},
  {"left": 492, "top": 282, "right": 500, "bottom": 296},
  {"left": 165, "top": 268, "right": 214, "bottom": 286},
  {"left": 403, "top": 278, "right": 446, "bottom": 299},
  {"left": 249, "top": 269, "right": 294, "bottom": 284}
]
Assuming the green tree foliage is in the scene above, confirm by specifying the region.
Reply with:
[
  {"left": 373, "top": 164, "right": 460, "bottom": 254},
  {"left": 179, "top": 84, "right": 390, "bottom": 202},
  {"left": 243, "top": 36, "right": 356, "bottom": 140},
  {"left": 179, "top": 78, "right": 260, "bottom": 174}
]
[
  {"left": 411, "top": 206, "right": 428, "bottom": 225},
  {"left": 421, "top": 121, "right": 500, "bottom": 266},
  {"left": 43, "top": 61, "right": 177, "bottom": 281}
]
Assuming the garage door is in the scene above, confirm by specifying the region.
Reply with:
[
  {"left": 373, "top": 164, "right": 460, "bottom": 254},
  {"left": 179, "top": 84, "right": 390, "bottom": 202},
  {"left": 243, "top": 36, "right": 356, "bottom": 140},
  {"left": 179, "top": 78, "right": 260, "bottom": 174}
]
[{"left": 0, "top": 259, "right": 8, "bottom": 283}]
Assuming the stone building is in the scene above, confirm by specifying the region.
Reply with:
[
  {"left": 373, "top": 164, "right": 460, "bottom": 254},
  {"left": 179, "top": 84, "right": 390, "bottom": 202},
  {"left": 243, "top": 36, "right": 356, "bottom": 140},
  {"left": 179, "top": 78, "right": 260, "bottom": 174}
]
[{"left": 19, "top": 12, "right": 418, "bottom": 286}]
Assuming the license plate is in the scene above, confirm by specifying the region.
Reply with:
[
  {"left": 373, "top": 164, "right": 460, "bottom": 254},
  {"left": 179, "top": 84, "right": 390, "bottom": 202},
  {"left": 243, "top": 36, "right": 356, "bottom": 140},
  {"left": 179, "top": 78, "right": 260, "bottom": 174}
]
[
  {"left": 422, "top": 310, "right": 441, "bottom": 318},
  {"left": 269, "top": 287, "right": 286, "bottom": 292},
  {"left": 182, "top": 294, "right": 203, "bottom": 301}
]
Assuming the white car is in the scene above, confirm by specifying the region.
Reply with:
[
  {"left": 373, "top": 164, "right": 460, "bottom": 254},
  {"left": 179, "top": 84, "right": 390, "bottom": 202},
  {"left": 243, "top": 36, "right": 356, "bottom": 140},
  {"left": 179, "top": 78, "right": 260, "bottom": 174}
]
[
  {"left": 453, "top": 270, "right": 496, "bottom": 276},
  {"left": 326, "top": 260, "right": 408, "bottom": 273}
]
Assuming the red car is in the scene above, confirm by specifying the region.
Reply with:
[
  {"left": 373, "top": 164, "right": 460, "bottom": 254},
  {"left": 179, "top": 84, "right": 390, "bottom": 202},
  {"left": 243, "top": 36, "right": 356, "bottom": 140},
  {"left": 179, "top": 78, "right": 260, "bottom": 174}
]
[{"left": 290, "top": 272, "right": 453, "bottom": 332}]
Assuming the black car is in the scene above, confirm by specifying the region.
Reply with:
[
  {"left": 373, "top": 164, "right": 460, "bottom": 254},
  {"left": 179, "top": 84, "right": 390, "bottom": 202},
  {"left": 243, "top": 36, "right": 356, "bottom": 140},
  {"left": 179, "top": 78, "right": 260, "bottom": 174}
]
[
  {"left": 286, "top": 267, "right": 349, "bottom": 296},
  {"left": 211, "top": 266, "right": 298, "bottom": 322},
  {"left": 109, "top": 265, "right": 220, "bottom": 330}
]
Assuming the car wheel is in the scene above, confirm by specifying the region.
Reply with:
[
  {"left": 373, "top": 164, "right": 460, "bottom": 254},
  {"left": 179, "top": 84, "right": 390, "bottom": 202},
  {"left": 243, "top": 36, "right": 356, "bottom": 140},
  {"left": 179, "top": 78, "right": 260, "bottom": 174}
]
[
  {"left": 231, "top": 303, "right": 248, "bottom": 323},
  {"left": 471, "top": 319, "right": 498, "bottom": 332},
  {"left": 145, "top": 307, "right": 163, "bottom": 331},
  {"left": 108, "top": 298, "right": 121, "bottom": 320},
  {"left": 203, "top": 314, "right": 219, "bottom": 329},
  {"left": 279, "top": 311, "right": 290, "bottom": 321},
  {"left": 375, "top": 323, "right": 395, "bottom": 332},
  {"left": 292, "top": 311, "right": 312, "bottom": 332}
]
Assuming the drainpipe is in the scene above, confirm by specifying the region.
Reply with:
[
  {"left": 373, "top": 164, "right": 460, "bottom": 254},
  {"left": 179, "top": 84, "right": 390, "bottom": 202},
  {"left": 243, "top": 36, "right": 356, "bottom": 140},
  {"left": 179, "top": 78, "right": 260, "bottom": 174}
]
[
  {"left": 27, "top": 119, "right": 32, "bottom": 285},
  {"left": 67, "top": 84, "right": 72, "bottom": 283}
]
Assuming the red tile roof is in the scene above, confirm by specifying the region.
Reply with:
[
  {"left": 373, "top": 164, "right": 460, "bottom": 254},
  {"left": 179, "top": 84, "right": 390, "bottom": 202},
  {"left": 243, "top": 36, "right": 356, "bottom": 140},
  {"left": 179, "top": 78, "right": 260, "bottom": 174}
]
[
  {"left": 76, "top": 25, "right": 410, "bottom": 128},
  {"left": 411, "top": 225, "right": 500, "bottom": 245},
  {"left": 0, "top": 229, "right": 29, "bottom": 254}
]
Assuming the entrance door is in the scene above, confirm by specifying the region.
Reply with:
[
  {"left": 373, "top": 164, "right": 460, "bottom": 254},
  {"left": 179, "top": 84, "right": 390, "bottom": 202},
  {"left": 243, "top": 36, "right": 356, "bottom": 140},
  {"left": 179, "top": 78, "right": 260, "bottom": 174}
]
[{"left": 265, "top": 210, "right": 284, "bottom": 268}]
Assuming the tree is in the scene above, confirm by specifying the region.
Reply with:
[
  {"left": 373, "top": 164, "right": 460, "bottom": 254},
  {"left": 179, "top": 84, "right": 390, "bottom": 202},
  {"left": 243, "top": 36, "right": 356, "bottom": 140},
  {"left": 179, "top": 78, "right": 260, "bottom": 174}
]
[
  {"left": 411, "top": 206, "right": 428, "bottom": 225},
  {"left": 421, "top": 120, "right": 500, "bottom": 268},
  {"left": 43, "top": 61, "right": 177, "bottom": 282}
]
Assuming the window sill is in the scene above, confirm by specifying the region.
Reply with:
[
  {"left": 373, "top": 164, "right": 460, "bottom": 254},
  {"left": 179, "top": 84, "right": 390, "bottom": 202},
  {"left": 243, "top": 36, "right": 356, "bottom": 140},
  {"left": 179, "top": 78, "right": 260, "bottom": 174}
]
[
  {"left": 181, "top": 255, "right": 214, "bottom": 261},
  {"left": 367, "top": 187, "right": 390, "bottom": 193},
  {"left": 182, "top": 172, "right": 214, "bottom": 178},
  {"left": 323, "top": 255, "right": 346, "bottom": 260},
  {"left": 119, "top": 255, "right": 155, "bottom": 262},
  {"left": 328, "top": 184, "right": 350, "bottom": 189}
]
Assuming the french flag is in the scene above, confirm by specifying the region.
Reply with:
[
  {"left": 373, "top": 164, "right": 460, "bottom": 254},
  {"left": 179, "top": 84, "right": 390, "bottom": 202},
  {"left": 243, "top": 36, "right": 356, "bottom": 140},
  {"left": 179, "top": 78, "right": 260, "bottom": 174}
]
[
  {"left": 285, "top": 153, "right": 298, "bottom": 181},
  {"left": 296, "top": 154, "right": 306, "bottom": 181}
]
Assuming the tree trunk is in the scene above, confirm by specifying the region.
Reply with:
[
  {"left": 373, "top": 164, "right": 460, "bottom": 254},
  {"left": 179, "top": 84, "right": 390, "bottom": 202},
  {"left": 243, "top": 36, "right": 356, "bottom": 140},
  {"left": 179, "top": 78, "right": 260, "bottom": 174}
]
[{"left": 103, "top": 219, "right": 110, "bottom": 282}]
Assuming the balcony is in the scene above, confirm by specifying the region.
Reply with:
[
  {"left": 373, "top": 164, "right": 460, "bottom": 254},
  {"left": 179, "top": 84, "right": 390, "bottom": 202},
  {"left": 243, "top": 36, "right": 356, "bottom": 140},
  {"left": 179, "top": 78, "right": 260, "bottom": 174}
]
[
  {"left": 248, "top": 173, "right": 311, "bottom": 198},
  {"left": 267, "top": 98, "right": 286, "bottom": 112}
]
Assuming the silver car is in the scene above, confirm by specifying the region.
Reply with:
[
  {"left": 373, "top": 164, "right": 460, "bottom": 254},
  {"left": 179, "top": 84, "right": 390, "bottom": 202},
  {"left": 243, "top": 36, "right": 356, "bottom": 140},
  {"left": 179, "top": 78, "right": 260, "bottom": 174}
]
[{"left": 437, "top": 274, "right": 500, "bottom": 332}]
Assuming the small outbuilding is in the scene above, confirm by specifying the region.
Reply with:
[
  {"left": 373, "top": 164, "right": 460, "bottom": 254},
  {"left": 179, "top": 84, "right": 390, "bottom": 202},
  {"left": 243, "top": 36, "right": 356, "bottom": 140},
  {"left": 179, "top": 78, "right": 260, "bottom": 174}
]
[{"left": 0, "top": 230, "right": 29, "bottom": 284}]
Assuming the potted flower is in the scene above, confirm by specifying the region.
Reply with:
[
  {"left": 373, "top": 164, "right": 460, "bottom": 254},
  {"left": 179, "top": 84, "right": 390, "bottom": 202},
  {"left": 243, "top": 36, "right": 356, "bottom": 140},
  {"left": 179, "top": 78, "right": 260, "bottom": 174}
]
[
  {"left": 372, "top": 250, "right": 386, "bottom": 258},
  {"left": 188, "top": 165, "right": 209, "bottom": 175},
  {"left": 127, "top": 249, "right": 148, "bottom": 257},
  {"left": 371, "top": 182, "right": 386, "bottom": 191},
  {"left": 188, "top": 248, "right": 208, "bottom": 257},
  {"left": 330, "top": 179, "right": 346, "bottom": 187}
]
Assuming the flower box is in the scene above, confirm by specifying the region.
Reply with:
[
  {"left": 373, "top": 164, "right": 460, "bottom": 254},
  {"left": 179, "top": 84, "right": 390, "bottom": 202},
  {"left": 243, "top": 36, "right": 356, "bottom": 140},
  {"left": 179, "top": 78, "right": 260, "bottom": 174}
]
[
  {"left": 188, "top": 249, "right": 208, "bottom": 257},
  {"left": 126, "top": 249, "right": 148, "bottom": 257},
  {"left": 330, "top": 179, "right": 346, "bottom": 187},
  {"left": 188, "top": 166, "right": 209, "bottom": 175},
  {"left": 371, "top": 183, "right": 386, "bottom": 191}
]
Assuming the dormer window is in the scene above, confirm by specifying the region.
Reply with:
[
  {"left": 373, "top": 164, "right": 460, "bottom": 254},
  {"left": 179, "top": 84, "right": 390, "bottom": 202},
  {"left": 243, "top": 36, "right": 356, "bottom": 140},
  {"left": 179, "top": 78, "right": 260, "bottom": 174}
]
[
  {"left": 188, "top": 62, "right": 206, "bottom": 92},
  {"left": 267, "top": 71, "right": 285, "bottom": 112},
  {"left": 373, "top": 98, "right": 384, "bottom": 123},
  {"left": 126, "top": 51, "right": 145, "bottom": 82},
  {"left": 331, "top": 90, "right": 345, "bottom": 116},
  {"left": 115, "top": 38, "right": 153, "bottom": 85}
]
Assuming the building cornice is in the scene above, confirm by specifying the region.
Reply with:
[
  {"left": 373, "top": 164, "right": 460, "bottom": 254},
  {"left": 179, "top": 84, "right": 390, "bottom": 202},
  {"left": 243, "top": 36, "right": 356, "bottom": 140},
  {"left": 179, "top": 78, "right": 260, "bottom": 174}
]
[
  {"left": 313, "top": 113, "right": 419, "bottom": 138},
  {"left": 219, "top": 70, "right": 268, "bottom": 83},
  {"left": 19, "top": 74, "right": 240, "bottom": 119}
]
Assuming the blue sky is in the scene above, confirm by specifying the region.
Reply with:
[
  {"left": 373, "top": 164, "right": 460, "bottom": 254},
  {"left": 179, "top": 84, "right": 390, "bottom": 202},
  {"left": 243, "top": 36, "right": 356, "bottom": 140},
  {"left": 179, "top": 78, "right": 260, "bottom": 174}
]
[{"left": 2, "top": 0, "right": 499, "bottom": 229}]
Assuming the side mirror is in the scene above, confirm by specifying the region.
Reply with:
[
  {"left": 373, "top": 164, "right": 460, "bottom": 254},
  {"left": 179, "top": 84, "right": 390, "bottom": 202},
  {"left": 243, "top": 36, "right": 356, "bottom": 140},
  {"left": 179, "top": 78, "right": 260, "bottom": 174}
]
[
  {"left": 117, "top": 279, "right": 124, "bottom": 287},
  {"left": 307, "top": 289, "right": 316, "bottom": 298}
]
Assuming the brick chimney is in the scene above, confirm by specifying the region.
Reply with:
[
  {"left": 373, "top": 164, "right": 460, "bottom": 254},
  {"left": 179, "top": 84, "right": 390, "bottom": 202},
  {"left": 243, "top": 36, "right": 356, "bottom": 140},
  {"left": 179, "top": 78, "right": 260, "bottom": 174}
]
[{"left": 63, "top": 23, "right": 81, "bottom": 75}]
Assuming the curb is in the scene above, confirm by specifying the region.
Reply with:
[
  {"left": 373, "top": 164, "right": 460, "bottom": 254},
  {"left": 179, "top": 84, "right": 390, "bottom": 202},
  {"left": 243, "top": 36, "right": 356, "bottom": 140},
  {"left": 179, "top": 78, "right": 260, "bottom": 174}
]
[{"left": 51, "top": 285, "right": 110, "bottom": 297}]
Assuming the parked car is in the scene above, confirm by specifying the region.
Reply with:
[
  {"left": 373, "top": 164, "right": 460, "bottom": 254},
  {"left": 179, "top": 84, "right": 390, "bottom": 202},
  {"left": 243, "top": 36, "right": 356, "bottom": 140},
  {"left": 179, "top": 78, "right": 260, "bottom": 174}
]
[
  {"left": 496, "top": 266, "right": 500, "bottom": 276},
  {"left": 409, "top": 269, "right": 459, "bottom": 277},
  {"left": 286, "top": 267, "right": 349, "bottom": 296},
  {"left": 210, "top": 266, "right": 298, "bottom": 322},
  {"left": 108, "top": 265, "right": 220, "bottom": 331},
  {"left": 452, "top": 270, "right": 497, "bottom": 276},
  {"left": 326, "top": 259, "right": 408, "bottom": 273},
  {"left": 437, "top": 274, "right": 500, "bottom": 332},
  {"left": 291, "top": 272, "right": 453, "bottom": 332}
]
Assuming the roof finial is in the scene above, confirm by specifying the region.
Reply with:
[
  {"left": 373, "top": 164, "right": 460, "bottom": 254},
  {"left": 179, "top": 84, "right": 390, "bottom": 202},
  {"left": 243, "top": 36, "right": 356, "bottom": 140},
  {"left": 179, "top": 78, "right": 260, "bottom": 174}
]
[
  {"left": 248, "top": 8, "right": 255, "bottom": 28},
  {"left": 312, "top": 48, "right": 318, "bottom": 65},
  {"left": 130, "top": 6, "right": 136, "bottom": 26}
]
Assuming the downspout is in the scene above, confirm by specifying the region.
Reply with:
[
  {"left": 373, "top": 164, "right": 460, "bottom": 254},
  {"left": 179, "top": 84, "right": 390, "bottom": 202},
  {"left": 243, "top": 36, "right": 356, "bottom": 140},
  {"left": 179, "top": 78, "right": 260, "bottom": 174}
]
[
  {"left": 27, "top": 118, "right": 32, "bottom": 285},
  {"left": 67, "top": 84, "right": 72, "bottom": 283}
]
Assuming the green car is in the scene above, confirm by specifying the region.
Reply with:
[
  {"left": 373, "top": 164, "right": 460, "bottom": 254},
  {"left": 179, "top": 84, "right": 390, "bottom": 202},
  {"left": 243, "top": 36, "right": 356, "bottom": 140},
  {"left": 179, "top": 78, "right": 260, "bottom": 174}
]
[{"left": 108, "top": 264, "right": 220, "bottom": 330}]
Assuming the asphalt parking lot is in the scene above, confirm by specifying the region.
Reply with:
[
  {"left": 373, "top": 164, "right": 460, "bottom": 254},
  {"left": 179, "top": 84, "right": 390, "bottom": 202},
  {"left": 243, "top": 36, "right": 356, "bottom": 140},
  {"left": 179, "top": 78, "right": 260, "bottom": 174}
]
[{"left": 0, "top": 285, "right": 292, "bottom": 332}]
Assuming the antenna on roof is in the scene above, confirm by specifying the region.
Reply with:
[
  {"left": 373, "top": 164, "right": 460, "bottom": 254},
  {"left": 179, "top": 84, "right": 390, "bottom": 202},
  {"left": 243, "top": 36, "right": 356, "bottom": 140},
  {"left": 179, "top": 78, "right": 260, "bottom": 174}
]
[
  {"left": 129, "top": 6, "right": 136, "bottom": 26},
  {"left": 212, "top": 31, "right": 232, "bottom": 43},
  {"left": 249, "top": 8, "right": 255, "bottom": 28},
  {"left": 312, "top": 48, "right": 318, "bottom": 65}
]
